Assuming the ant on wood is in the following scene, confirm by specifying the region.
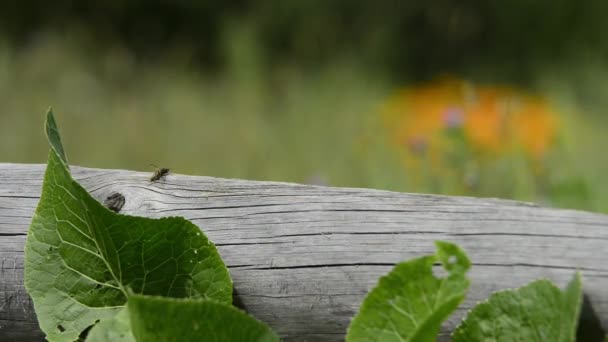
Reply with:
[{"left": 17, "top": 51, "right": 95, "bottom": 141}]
[{"left": 149, "top": 164, "right": 170, "bottom": 182}]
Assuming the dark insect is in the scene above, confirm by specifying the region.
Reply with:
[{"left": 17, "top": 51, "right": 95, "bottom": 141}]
[
  {"left": 150, "top": 166, "right": 170, "bottom": 182},
  {"left": 104, "top": 192, "right": 125, "bottom": 213}
]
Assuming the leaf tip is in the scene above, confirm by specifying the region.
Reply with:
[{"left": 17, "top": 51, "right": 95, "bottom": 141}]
[
  {"left": 44, "top": 108, "right": 68, "bottom": 164},
  {"left": 434, "top": 240, "right": 471, "bottom": 273}
]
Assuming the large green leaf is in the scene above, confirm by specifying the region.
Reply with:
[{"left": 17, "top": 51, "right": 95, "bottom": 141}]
[
  {"left": 24, "top": 110, "right": 232, "bottom": 341},
  {"left": 452, "top": 273, "right": 583, "bottom": 342},
  {"left": 124, "top": 294, "right": 279, "bottom": 342},
  {"left": 346, "top": 241, "right": 471, "bottom": 342}
]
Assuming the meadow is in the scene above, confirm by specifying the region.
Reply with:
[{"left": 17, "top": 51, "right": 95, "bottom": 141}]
[{"left": 1, "top": 31, "right": 607, "bottom": 213}]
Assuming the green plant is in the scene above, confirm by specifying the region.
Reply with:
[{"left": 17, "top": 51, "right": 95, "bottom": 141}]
[
  {"left": 347, "top": 242, "right": 583, "bottom": 342},
  {"left": 25, "top": 110, "right": 588, "bottom": 341},
  {"left": 24, "top": 110, "right": 278, "bottom": 341},
  {"left": 346, "top": 241, "right": 471, "bottom": 341}
]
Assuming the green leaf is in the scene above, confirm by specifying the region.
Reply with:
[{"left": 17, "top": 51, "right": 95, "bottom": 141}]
[
  {"left": 45, "top": 108, "right": 68, "bottom": 165},
  {"left": 85, "top": 308, "right": 134, "bottom": 342},
  {"left": 24, "top": 110, "right": 232, "bottom": 341},
  {"left": 125, "top": 294, "right": 279, "bottom": 342},
  {"left": 452, "top": 272, "right": 583, "bottom": 342},
  {"left": 346, "top": 241, "right": 471, "bottom": 342},
  {"left": 86, "top": 295, "right": 281, "bottom": 342}
]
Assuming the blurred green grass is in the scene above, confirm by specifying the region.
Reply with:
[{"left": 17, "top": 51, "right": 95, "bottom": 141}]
[
  {"left": 1, "top": 30, "right": 607, "bottom": 214},
  {"left": 0, "top": 30, "right": 392, "bottom": 187}
]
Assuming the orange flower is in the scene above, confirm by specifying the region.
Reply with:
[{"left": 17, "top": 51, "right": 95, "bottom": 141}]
[
  {"left": 382, "top": 77, "right": 468, "bottom": 154},
  {"left": 510, "top": 96, "right": 559, "bottom": 157},
  {"left": 381, "top": 77, "right": 559, "bottom": 159},
  {"left": 463, "top": 87, "right": 512, "bottom": 153}
]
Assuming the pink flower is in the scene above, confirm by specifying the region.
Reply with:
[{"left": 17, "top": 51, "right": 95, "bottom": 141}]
[{"left": 443, "top": 107, "right": 464, "bottom": 129}]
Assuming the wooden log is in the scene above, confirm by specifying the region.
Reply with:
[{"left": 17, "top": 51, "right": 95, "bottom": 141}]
[{"left": 0, "top": 163, "right": 607, "bottom": 341}]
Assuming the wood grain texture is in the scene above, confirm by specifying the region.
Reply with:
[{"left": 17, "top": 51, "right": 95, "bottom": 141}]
[{"left": 0, "top": 163, "right": 607, "bottom": 341}]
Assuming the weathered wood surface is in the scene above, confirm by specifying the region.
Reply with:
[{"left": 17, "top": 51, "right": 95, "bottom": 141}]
[{"left": 1, "top": 163, "right": 607, "bottom": 341}]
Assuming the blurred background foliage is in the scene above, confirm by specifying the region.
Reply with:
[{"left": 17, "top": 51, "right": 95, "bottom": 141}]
[{"left": 0, "top": 1, "right": 607, "bottom": 213}]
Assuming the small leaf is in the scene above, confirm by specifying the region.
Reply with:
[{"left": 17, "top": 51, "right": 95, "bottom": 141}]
[
  {"left": 127, "top": 295, "right": 280, "bottom": 342},
  {"left": 25, "top": 110, "right": 232, "bottom": 341},
  {"left": 452, "top": 272, "right": 583, "bottom": 342},
  {"left": 346, "top": 241, "right": 471, "bottom": 342}
]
